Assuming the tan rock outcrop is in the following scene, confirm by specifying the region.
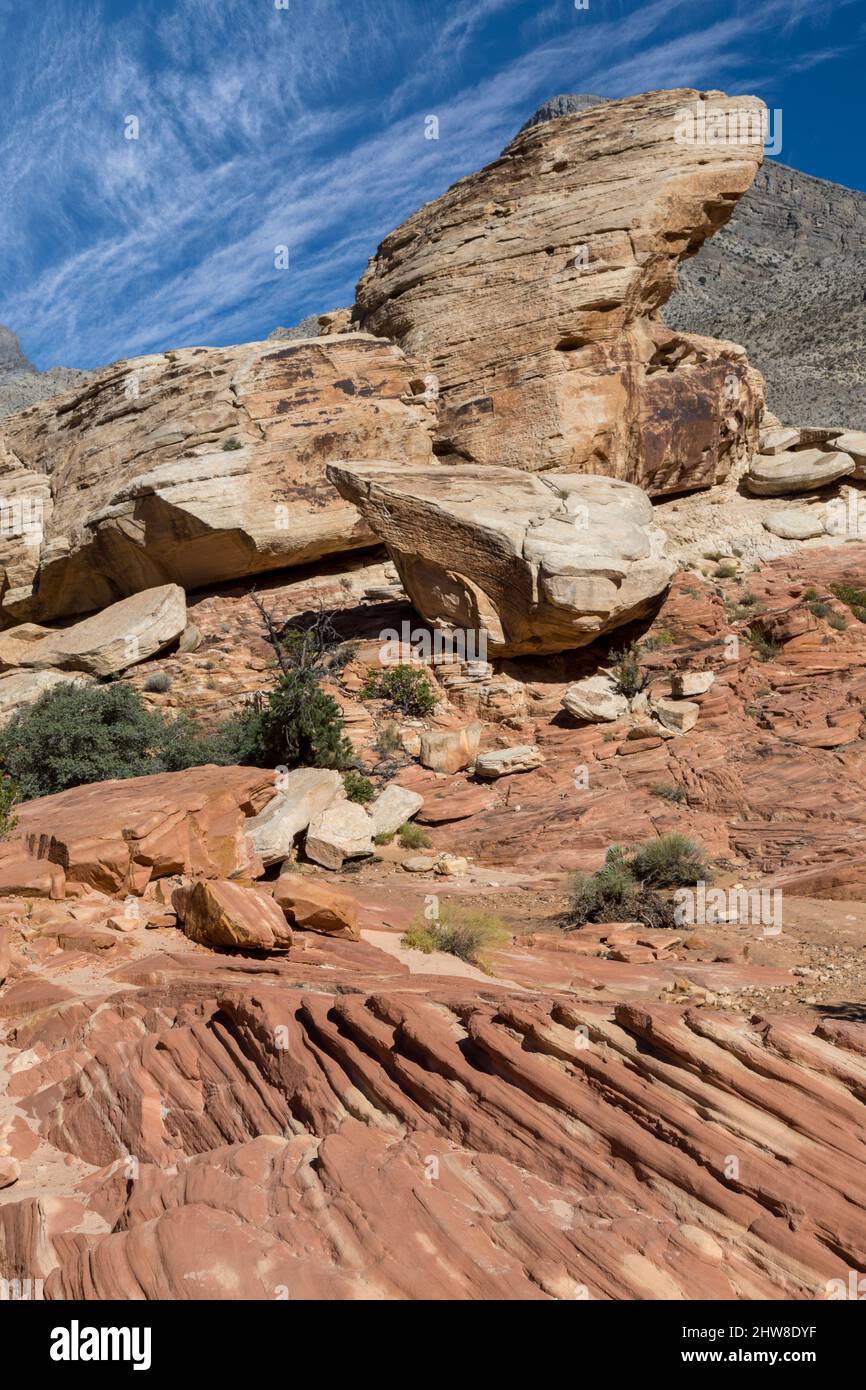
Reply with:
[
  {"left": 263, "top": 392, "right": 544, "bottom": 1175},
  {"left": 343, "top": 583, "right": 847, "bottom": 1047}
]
[
  {"left": 0, "top": 335, "right": 433, "bottom": 623},
  {"left": 419, "top": 722, "right": 483, "bottom": 774},
  {"left": 305, "top": 800, "right": 375, "bottom": 870},
  {"left": 474, "top": 745, "right": 544, "bottom": 778},
  {"left": 175, "top": 879, "right": 293, "bottom": 952},
  {"left": 746, "top": 449, "right": 855, "bottom": 496},
  {"left": 243, "top": 768, "right": 344, "bottom": 866},
  {"left": 355, "top": 89, "right": 765, "bottom": 493},
  {"left": 328, "top": 462, "right": 674, "bottom": 655},
  {"left": 0, "top": 584, "right": 186, "bottom": 676}
]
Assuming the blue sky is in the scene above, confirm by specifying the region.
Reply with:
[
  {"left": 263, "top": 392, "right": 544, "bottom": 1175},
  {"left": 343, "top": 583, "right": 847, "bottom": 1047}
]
[{"left": 1, "top": 0, "right": 864, "bottom": 370}]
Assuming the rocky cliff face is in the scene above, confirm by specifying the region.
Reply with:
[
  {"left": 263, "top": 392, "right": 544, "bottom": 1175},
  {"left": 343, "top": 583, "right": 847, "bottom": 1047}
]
[
  {"left": 666, "top": 161, "right": 866, "bottom": 429},
  {"left": 0, "top": 334, "right": 433, "bottom": 624},
  {"left": 356, "top": 88, "right": 766, "bottom": 494},
  {"left": 518, "top": 93, "right": 866, "bottom": 430}
]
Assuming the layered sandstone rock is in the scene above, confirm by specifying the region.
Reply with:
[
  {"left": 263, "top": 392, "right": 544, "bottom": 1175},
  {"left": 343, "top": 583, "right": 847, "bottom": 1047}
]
[
  {"left": 746, "top": 448, "right": 855, "bottom": 496},
  {"left": 1, "top": 955, "right": 863, "bottom": 1300},
  {"left": 0, "top": 669, "right": 92, "bottom": 724},
  {"left": 175, "top": 878, "right": 293, "bottom": 952},
  {"left": 0, "top": 765, "right": 275, "bottom": 897},
  {"left": 328, "top": 462, "right": 674, "bottom": 655},
  {"left": 244, "top": 768, "right": 344, "bottom": 867},
  {"left": 356, "top": 89, "right": 766, "bottom": 493},
  {"left": 0, "top": 335, "right": 433, "bottom": 624},
  {"left": 272, "top": 869, "right": 360, "bottom": 940},
  {"left": 0, "top": 584, "right": 186, "bottom": 677}
]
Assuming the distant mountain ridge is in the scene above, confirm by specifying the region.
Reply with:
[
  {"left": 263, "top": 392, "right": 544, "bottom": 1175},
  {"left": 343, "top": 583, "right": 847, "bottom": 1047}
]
[
  {"left": 519, "top": 94, "right": 866, "bottom": 430},
  {"left": 0, "top": 325, "right": 92, "bottom": 419}
]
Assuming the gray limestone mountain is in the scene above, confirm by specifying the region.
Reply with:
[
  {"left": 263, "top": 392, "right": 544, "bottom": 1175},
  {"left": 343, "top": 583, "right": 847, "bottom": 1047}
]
[
  {"left": 517, "top": 93, "right": 607, "bottom": 132},
  {"left": 0, "top": 324, "right": 92, "bottom": 419},
  {"left": 521, "top": 94, "right": 866, "bottom": 430}
]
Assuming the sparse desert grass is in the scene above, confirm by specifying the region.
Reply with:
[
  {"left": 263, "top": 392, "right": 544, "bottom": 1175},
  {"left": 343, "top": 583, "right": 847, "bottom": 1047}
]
[
  {"left": 398, "top": 822, "right": 431, "bottom": 849},
  {"left": 650, "top": 782, "right": 687, "bottom": 804},
  {"left": 402, "top": 903, "right": 509, "bottom": 968}
]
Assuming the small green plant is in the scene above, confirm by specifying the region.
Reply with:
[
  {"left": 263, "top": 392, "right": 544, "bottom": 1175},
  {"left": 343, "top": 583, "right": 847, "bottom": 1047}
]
[
  {"left": 343, "top": 769, "right": 375, "bottom": 803},
  {"left": 642, "top": 630, "right": 674, "bottom": 651},
  {"left": 747, "top": 627, "right": 781, "bottom": 662},
  {"left": 325, "top": 640, "right": 359, "bottom": 675},
  {"left": 0, "top": 774, "right": 18, "bottom": 837},
  {"left": 398, "top": 822, "right": 432, "bottom": 849},
  {"left": 703, "top": 549, "right": 724, "bottom": 562},
  {"left": 829, "top": 583, "right": 866, "bottom": 623},
  {"left": 609, "top": 643, "right": 645, "bottom": 699},
  {"left": 627, "top": 832, "right": 711, "bottom": 887},
  {"left": 143, "top": 671, "right": 172, "bottom": 693},
  {"left": 713, "top": 561, "right": 739, "bottom": 579},
  {"left": 808, "top": 600, "right": 831, "bottom": 618},
  {"left": 222, "top": 436, "right": 243, "bottom": 451},
  {"left": 402, "top": 903, "right": 508, "bottom": 968},
  {"left": 0, "top": 684, "right": 226, "bottom": 800},
  {"left": 363, "top": 664, "right": 437, "bottom": 716},
  {"left": 373, "top": 830, "right": 395, "bottom": 846},
  {"left": 803, "top": 587, "right": 819, "bottom": 601},
  {"left": 242, "top": 670, "right": 353, "bottom": 770},
  {"left": 828, "top": 612, "right": 848, "bottom": 631},
  {"left": 738, "top": 592, "right": 758, "bottom": 607},
  {"left": 650, "top": 782, "right": 687, "bottom": 804}
]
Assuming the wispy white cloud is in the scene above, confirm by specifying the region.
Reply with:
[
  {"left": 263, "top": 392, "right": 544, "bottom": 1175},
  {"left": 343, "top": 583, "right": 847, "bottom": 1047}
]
[{"left": 0, "top": 0, "right": 861, "bottom": 370}]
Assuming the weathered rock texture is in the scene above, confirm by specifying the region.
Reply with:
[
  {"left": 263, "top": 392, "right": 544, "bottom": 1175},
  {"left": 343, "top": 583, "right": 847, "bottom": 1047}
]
[
  {"left": 329, "top": 462, "right": 674, "bottom": 655},
  {"left": 0, "top": 945, "right": 863, "bottom": 1299},
  {"left": 0, "top": 584, "right": 186, "bottom": 677},
  {"left": 667, "top": 161, "right": 866, "bottom": 430},
  {"left": 0, "top": 765, "right": 275, "bottom": 898},
  {"left": 517, "top": 96, "right": 866, "bottom": 431},
  {"left": 0, "top": 335, "right": 432, "bottom": 624},
  {"left": 355, "top": 89, "right": 766, "bottom": 494}
]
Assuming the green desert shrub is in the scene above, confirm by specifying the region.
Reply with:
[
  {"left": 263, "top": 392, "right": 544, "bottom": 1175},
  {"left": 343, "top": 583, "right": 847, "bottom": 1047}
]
[
  {"left": 143, "top": 671, "right": 172, "bottom": 693},
  {"left": 565, "top": 834, "right": 711, "bottom": 930},
  {"left": 609, "top": 643, "right": 645, "bottom": 699},
  {"left": 234, "top": 670, "right": 353, "bottom": 771},
  {"left": 362, "top": 663, "right": 437, "bottom": 716},
  {"left": 747, "top": 627, "right": 781, "bottom": 662},
  {"left": 398, "top": 822, "right": 431, "bottom": 849},
  {"left": 402, "top": 903, "right": 508, "bottom": 968},
  {"left": 374, "top": 721, "right": 403, "bottom": 760},
  {"left": 567, "top": 847, "right": 676, "bottom": 931},
  {"left": 642, "top": 630, "right": 674, "bottom": 651},
  {"left": 342, "top": 769, "right": 375, "bottom": 803},
  {"left": 0, "top": 684, "right": 219, "bottom": 800},
  {"left": 627, "top": 832, "right": 711, "bottom": 888},
  {"left": 373, "top": 830, "right": 395, "bottom": 846},
  {"left": 650, "top": 782, "right": 687, "bottom": 804}
]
